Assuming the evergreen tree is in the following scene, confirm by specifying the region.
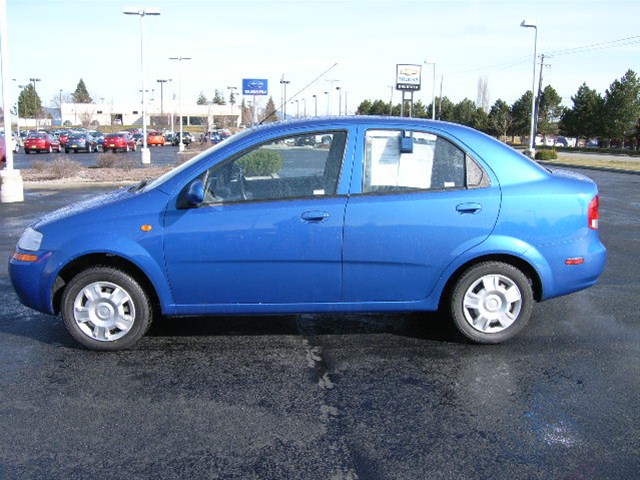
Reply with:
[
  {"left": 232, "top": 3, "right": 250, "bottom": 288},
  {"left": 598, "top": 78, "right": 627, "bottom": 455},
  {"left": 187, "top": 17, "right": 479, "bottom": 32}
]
[
  {"left": 537, "top": 85, "right": 563, "bottom": 140},
  {"left": 261, "top": 97, "right": 278, "bottom": 123},
  {"left": 72, "top": 79, "right": 92, "bottom": 103},
  {"left": 560, "top": 83, "right": 604, "bottom": 139},
  {"left": 511, "top": 91, "right": 533, "bottom": 139},
  {"left": 196, "top": 92, "right": 208, "bottom": 105},
  {"left": 603, "top": 69, "right": 640, "bottom": 146},
  {"left": 17, "top": 83, "right": 42, "bottom": 118},
  {"left": 212, "top": 89, "right": 226, "bottom": 105}
]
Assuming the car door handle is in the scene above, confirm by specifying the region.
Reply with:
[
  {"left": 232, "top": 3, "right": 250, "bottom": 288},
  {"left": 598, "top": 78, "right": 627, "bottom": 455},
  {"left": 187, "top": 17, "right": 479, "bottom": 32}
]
[
  {"left": 301, "top": 211, "right": 330, "bottom": 223},
  {"left": 456, "top": 202, "right": 482, "bottom": 214}
]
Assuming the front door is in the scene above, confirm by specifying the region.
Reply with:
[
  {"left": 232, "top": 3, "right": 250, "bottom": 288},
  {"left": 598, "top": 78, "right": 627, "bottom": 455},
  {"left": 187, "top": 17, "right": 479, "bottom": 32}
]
[{"left": 163, "top": 130, "right": 350, "bottom": 312}]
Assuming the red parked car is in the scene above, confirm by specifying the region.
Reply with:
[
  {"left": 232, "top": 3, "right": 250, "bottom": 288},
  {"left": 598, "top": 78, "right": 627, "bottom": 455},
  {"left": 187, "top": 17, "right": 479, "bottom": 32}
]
[
  {"left": 103, "top": 132, "right": 137, "bottom": 153},
  {"left": 23, "top": 132, "right": 61, "bottom": 154}
]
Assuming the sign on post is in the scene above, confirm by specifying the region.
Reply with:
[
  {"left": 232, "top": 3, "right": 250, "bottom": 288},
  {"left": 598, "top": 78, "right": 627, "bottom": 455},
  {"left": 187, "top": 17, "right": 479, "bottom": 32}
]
[
  {"left": 242, "top": 79, "right": 269, "bottom": 96},
  {"left": 395, "top": 64, "right": 422, "bottom": 91}
]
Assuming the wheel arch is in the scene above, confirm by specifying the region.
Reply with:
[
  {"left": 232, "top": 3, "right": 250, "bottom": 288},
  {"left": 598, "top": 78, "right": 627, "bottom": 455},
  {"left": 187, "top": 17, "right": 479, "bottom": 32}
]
[
  {"left": 52, "top": 253, "right": 162, "bottom": 318},
  {"left": 438, "top": 253, "right": 543, "bottom": 310}
]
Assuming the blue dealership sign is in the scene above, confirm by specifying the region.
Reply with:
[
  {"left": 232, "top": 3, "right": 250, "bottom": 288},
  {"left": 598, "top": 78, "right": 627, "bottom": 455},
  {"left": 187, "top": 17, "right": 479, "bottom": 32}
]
[{"left": 242, "top": 79, "right": 268, "bottom": 95}]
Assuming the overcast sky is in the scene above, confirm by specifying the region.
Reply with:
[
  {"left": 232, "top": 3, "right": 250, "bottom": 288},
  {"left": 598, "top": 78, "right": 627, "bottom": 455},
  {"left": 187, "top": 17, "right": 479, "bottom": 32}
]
[{"left": 3, "top": 0, "right": 639, "bottom": 114}]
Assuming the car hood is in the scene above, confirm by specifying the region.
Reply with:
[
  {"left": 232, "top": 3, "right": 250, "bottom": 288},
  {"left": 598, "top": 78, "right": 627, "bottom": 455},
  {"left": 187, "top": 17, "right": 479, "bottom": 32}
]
[{"left": 32, "top": 188, "right": 134, "bottom": 229}]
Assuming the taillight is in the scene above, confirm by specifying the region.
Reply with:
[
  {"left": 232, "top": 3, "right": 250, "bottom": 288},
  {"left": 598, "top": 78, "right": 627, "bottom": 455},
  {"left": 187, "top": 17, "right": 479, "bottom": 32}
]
[{"left": 588, "top": 195, "right": 599, "bottom": 230}]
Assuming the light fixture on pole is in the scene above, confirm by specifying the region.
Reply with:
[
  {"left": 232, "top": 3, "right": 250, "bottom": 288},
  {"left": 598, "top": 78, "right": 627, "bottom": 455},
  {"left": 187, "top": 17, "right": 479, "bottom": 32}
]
[
  {"left": 123, "top": 6, "right": 160, "bottom": 165},
  {"left": 169, "top": 55, "right": 191, "bottom": 152},
  {"left": 521, "top": 19, "right": 538, "bottom": 157},
  {"left": 424, "top": 60, "right": 436, "bottom": 120},
  {"left": 29, "top": 77, "right": 40, "bottom": 130}
]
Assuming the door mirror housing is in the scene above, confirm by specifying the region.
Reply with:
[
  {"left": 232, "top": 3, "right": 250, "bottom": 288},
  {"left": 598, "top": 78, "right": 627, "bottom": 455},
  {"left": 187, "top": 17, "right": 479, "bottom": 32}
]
[{"left": 186, "top": 179, "right": 205, "bottom": 206}]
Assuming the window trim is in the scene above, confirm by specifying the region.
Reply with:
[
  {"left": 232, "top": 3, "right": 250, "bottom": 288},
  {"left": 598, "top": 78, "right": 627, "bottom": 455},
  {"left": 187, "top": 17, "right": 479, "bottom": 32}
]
[
  {"left": 200, "top": 129, "right": 350, "bottom": 206},
  {"left": 359, "top": 128, "right": 490, "bottom": 196}
]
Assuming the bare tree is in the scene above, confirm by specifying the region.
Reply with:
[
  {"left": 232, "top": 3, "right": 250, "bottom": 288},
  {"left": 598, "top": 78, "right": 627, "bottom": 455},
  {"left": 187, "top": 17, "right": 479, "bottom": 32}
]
[{"left": 476, "top": 77, "right": 490, "bottom": 113}]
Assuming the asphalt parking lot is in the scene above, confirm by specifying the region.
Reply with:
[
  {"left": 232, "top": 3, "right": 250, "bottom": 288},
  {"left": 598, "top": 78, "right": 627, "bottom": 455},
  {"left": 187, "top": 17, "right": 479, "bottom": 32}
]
[{"left": 0, "top": 168, "right": 638, "bottom": 479}]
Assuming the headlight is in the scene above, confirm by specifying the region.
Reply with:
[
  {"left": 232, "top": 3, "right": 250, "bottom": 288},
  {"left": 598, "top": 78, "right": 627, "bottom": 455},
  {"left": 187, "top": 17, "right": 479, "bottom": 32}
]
[{"left": 18, "top": 227, "right": 44, "bottom": 251}]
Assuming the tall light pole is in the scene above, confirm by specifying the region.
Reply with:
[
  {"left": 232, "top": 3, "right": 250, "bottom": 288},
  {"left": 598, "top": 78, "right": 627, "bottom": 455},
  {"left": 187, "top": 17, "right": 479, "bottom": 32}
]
[
  {"left": 336, "top": 86, "right": 342, "bottom": 115},
  {"left": 325, "top": 78, "right": 340, "bottom": 115},
  {"left": 388, "top": 85, "right": 394, "bottom": 115},
  {"left": 157, "top": 78, "right": 171, "bottom": 119},
  {"left": 1, "top": 0, "right": 24, "bottom": 203},
  {"left": 123, "top": 6, "right": 160, "bottom": 165},
  {"left": 521, "top": 19, "right": 538, "bottom": 157},
  {"left": 169, "top": 55, "right": 191, "bottom": 152},
  {"left": 424, "top": 60, "right": 436, "bottom": 120},
  {"left": 29, "top": 77, "right": 40, "bottom": 130},
  {"left": 280, "top": 75, "right": 290, "bottom": 119},
  {"left": 312, "top": 94, "right": 318, "bottom": 116}
]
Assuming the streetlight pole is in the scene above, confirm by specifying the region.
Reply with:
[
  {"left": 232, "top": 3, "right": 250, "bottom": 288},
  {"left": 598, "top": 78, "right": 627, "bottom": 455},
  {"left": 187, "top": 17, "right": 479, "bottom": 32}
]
[
  {"left": 521, "top": 19, "right": 538, "bottom": 157},
  {"left": 388, "top": 85, "right": 394, "bottom": 116},
  {"left": 424, "top": 60, "right": 436, "bottom": 120},
  {"left": 1, "top": 0, "right": 24, "bottom": 203},
  {"left": 157, "top": 78, "right": 171, "bottom": 119},
  {"left": 280, "top": 75, "right": 290, "bottom": 120},
  {"left": 123, "top": 6, "right": 160, "bottom": 165},
  {"left": 169, "top": 55, "right": 191, "bottom": 152},
  {"left": 29, "top": 77, "right": 40, "bottom": 130},
  {"left": 312, "top": 94, "right": 317, "bottom": 116},
  {"left": 336, "top": 86, "right": 342, "bottom": 115}
]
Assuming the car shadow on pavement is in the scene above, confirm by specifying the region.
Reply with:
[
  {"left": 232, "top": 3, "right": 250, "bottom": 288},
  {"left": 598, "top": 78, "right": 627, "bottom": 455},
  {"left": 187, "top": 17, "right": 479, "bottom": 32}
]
[{"left": 147, "top": 311, "right": 465, "bottom": 344}]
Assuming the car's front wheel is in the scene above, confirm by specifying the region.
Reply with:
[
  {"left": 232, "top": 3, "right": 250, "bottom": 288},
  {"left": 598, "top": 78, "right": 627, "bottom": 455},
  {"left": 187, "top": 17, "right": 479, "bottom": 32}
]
[
  {"left": 447, "top": 262, "right": 533, "bottom": 344},
  {"left": 61, "top": 267, "right": 153, "bottom": 350}
]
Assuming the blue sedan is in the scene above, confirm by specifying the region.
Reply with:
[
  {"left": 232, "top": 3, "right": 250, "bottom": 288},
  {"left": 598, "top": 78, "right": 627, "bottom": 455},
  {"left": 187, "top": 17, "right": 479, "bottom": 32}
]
[{"left": 9, "top": 117, "right": 606, "bottom": 350}]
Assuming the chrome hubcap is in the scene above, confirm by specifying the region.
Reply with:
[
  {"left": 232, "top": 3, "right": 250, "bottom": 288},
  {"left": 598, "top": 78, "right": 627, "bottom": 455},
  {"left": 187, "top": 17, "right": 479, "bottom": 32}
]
[
  {"left": 72, "top": 281, "right": 135, "bottom": 341},
  {"left": 462, "top": 274, "right": 522, "bottom": 333}
]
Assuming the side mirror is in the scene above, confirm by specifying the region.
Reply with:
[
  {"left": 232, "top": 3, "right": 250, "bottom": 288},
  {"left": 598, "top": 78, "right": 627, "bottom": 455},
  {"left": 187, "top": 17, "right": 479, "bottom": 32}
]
[{"left": 186, "top": 179, "right": 205, "bottom": 206}]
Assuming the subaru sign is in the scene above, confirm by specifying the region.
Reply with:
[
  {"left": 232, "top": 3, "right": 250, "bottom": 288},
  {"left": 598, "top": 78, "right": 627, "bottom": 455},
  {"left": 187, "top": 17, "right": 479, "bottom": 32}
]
[{"left": 242, "top": 79, "right": 268, "bottom": 95}]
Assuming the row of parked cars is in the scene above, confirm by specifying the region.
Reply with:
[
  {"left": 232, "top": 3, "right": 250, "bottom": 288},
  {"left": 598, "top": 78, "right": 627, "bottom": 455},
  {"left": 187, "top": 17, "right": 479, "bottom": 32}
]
[{"left": 5, "top": 128, "right": 196, "bottom": 156}]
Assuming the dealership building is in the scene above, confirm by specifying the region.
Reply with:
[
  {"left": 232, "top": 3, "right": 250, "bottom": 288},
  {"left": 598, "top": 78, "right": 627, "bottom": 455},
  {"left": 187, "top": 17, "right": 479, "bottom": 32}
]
[{"left": 58, "top": 100, "right": 242, "bottom": 130}]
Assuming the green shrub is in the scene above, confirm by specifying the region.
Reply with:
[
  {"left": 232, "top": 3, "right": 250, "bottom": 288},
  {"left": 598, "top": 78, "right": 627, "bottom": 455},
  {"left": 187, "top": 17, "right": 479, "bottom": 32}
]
[
  {"left": 237, "top": 148, "right": 283, "bottom": 176},
  {"left": 535, "top": 149, "right": 558, "bottom": 161}
]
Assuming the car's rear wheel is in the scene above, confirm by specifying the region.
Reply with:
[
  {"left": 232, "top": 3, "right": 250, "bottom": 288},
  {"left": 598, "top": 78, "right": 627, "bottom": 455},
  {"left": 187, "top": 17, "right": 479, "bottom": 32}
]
[
  {"left": 447, "top": 262, "right": 533, "bottom": 344},
  {"left": 24, "top": 148, "right": 30, "bottom": 154},
  {"left": 61, "top": 267, "right": 153, "bottom": 351}
]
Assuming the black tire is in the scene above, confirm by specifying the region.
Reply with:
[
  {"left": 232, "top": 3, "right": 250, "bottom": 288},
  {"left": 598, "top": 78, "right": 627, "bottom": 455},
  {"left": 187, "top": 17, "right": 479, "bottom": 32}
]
[
  {"left": 447, "top": 261, "right": 533, "bottom": 344},
  {"left": 61, "top": 267, "right": 153, "bottom": 351},
  {"left": 65, "top": 148, "right": 69, "bottom": 154},
  {"left": 24, "top": 148, "right": 30, "bottom": 155}
]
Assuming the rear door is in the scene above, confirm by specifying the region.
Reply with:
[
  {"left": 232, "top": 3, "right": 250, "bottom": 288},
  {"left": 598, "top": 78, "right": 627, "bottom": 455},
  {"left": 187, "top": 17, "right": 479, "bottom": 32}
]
[{"left": 342, "top": 128, "right": 500, "bottom": 302}]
